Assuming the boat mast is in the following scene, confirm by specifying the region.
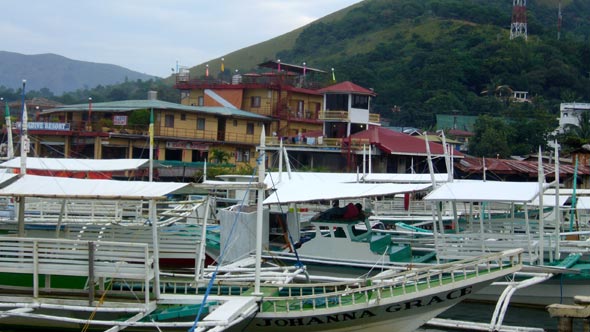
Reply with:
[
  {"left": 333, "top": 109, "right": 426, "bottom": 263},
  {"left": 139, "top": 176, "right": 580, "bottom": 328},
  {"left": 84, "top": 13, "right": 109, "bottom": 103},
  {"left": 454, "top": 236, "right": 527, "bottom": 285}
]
[
  {"left": 3, "top": 98, "right": 13, "bottom": 159},
  {"left": 538, "top": 147, "right": 544, "bottom": 263},
  {"left": 148, "top": 107, "right": 160, "bottom": 298},
  {"left": 254, "top": 126, "right": 266, "bottom": 295},
  {"left": 554, "top": 141, "right": 560, "bottom": 260},
  {"left": 18, "top": 80, "right": 27, "bottom": 237}
]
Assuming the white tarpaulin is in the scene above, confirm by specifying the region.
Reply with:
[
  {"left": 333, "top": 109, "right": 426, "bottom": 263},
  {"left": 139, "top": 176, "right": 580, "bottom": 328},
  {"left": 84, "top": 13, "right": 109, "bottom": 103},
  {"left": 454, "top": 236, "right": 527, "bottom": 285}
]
[
  {"left": 0, "top": 175, "right": 189, "bottom": 199},
  {"left": 264, "top": 171, "right": 447, "bottom": 188},
  {"left": 424, "top": 180, "right": 547, "bottom": 203},
  {"left": 0, "top": 157, "right": 149, "bottom": 171},
  {"left": 263, "top": 182, "right": 431, "bottom": 205}
]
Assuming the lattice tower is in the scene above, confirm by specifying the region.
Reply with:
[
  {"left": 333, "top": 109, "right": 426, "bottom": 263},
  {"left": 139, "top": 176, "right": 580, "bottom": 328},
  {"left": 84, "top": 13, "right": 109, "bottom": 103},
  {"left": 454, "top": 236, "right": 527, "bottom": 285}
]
[{"left": 510, "top": 0, "right": 527, "bottom": 40}]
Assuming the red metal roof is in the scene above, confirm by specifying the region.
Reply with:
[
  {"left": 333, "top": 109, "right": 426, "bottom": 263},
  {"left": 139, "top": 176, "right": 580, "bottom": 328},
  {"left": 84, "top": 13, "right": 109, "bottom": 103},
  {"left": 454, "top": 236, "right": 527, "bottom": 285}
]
[
  {"left": 351, "top": 126, "right": 462, "bottom": 157},
  {"left": 456, "top": 156, "right": 589, "bottom": 177},
  {"left": 318, "top": 81, "right": 377, "bottom": 96}
]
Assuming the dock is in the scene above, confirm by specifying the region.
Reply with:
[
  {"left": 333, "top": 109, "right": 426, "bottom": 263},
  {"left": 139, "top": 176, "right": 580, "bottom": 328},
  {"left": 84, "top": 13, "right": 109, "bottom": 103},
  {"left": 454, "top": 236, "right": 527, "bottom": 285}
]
[{"left": 547, "top": 295, "right": 590, "bottom": 332}]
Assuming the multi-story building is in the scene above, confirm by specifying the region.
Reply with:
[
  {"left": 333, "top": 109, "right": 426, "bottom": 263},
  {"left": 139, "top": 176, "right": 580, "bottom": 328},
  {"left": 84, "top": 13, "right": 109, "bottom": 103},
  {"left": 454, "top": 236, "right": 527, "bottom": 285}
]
[
  {"left": 13, "top": 92, "right": 270, "bottom": 179},
  {"left": 174, "top": 60, "right": 382, "bottom": 172}
]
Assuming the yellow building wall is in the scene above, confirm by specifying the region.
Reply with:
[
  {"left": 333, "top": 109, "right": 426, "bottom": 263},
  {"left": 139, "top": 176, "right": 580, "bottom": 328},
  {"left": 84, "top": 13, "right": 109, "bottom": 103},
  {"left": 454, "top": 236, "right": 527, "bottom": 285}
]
[{"left": 242, "top": 88, "right": 274, "bottom": 117}]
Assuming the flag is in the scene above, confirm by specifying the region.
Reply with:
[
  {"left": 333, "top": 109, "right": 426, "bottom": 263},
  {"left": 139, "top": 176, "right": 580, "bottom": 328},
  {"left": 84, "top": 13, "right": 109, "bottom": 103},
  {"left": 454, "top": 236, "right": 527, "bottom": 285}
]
[
  {"left": 149, "top": 108, "right": 154, "bottom": 147},
  {"left": 331, "top": 68, "right": 336, "bottom": 81},
  {"left": 303, "top": 62, "right": 307, "bottom": 76},
  {"left": 221, "top": 58, "right": 225, "bottom": 72},
  {"left": 206, "top": 64, "right": 209, "bottom": 77},
  {"left": 277, "top": 59, "right": 281, "bottom": 72}
]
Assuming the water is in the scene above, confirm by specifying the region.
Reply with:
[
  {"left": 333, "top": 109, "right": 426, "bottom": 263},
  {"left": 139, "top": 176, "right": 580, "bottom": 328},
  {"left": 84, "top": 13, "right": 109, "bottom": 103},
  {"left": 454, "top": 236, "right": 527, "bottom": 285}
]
[
  {"left": 0, "top": 301, "right": 578, "bottom": 332},
  {"left": 417, "top": 301, "right": 580, "bottom": 332}
]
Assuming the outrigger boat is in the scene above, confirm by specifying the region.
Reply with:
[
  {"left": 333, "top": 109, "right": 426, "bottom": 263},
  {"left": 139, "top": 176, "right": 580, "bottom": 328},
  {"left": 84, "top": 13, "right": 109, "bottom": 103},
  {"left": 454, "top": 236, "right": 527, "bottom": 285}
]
[{"left": 0, "top": 129, "right": 523, "bottom": 332}]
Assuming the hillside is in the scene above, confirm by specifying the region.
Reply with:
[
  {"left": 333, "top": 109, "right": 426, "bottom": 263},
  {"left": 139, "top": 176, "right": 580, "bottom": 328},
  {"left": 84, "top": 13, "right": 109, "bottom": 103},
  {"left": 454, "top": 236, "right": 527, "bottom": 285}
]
[
  {"left": 0, "top": 51, "right": 154, "bottom": 95},
  {"left": 187, "top": 0, "right": 590, "bottom": 129}
]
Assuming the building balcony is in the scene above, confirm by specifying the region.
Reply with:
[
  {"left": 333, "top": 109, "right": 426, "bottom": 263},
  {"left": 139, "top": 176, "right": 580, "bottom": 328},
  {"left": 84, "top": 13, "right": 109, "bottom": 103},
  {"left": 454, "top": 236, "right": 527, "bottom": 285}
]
[
  {"left": 319, "top": 110, "right": 380, "bottom": 123},
  {"left": 265, "top": 136, "right": 370, "bottom": 151}
]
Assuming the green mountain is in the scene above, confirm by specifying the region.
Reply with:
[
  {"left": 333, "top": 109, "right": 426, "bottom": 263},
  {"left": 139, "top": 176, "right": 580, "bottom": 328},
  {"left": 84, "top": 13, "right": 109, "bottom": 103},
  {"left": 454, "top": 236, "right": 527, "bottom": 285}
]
[
  {"left": 0, "top": 51, "right": 155, "bottom": 95},
  {"left": 187, "top": 0, "right": 590, "bottom": 129}
]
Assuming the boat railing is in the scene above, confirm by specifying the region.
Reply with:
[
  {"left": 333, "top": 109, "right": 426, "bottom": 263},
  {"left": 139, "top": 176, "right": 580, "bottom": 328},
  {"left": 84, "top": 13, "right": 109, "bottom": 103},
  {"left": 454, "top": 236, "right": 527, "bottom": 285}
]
[
  {"left": 435, "top": 232, "right": 540, "bottom": 264},
  {"left": 0, "top": 237, "right": 154, "bottom": 305},
  {"left": 258, "top": 249, "right": 522, "bottom": 313}
]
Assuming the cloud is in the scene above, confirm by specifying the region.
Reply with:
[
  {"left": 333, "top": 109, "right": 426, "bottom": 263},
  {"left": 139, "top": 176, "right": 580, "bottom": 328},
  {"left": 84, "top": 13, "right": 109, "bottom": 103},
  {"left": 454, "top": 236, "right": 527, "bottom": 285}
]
[{"left": 0, "top": 0, "right": 362, "bottom": 77}]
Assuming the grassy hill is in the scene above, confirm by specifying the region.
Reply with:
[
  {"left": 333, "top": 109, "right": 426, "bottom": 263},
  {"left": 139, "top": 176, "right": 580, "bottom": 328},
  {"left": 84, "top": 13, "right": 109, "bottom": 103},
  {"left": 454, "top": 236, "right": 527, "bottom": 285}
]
[{"left": 183, "top": 0, "right": 590, "bottom": 130}]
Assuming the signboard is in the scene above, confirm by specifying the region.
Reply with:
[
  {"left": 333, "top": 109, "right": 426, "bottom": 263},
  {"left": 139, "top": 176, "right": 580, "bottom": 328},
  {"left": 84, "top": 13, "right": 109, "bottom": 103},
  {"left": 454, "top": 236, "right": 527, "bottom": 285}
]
[
  {"left": 16, "top": 122, "right": 71, "bottom": 131},
  {"left": 166, "top": 141, "right": 209, "bottom": 150},
  {"left": 113, "top": 115, "right": 128, "bottom": 126}
]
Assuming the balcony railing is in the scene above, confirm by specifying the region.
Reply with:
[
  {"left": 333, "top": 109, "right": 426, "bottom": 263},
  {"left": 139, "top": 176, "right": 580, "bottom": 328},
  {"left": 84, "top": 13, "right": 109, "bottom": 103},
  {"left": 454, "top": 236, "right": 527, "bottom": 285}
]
[
  {"left": 319, "top": 110, "right": 381, "bottom": 123},
  {"left": 265, "top": 136, "right": 370, "bottom": 150}
]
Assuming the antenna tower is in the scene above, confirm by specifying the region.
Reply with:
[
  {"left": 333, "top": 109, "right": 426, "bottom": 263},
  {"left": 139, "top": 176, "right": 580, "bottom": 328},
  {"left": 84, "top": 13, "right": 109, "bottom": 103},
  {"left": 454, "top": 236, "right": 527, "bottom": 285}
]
[{"left": 510, "top": 0, "right": 527, "bottom": 40}]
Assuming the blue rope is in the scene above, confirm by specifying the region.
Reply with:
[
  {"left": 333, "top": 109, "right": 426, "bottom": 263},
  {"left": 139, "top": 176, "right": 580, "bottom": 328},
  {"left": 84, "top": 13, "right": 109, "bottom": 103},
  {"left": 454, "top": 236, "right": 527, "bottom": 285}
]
[{"left": 188, "top": 154, "right": 261, "bottom": 331}]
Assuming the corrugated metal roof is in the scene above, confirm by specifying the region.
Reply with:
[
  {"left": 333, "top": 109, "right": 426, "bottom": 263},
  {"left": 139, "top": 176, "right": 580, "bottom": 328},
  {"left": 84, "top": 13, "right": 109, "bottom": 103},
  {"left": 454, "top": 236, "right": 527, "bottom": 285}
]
[
  {"left": 351, "top": 126, "right": 464, "bottom": 157},
  {"left": 40, "top": 99, "right": 270, "bottom": 120},
  {"left": 318, "top": 81, "right": 377, "bottom": 96},
  {"left": 456, "top": 156, "right": 589, "bottom": 176}
]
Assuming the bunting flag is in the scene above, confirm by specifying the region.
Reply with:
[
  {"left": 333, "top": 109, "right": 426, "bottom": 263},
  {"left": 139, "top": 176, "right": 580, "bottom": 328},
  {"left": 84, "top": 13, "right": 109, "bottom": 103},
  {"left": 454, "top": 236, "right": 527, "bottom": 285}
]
[
  {"left": 206, "top": 64, "right": 209, "bottom": 77},
  {"left": 331, "top": 68, "right": 336, "bottom": 82},
  {"left": 221, "top": 58, "right": 225, "bottom": 72}
]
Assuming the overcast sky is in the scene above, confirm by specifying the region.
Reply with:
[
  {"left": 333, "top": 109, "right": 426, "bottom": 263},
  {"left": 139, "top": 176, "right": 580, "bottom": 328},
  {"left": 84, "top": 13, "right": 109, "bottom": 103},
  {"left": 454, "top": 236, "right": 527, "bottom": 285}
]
[{"left": 1, "top": 1, "right": 363, "bottom": 78}]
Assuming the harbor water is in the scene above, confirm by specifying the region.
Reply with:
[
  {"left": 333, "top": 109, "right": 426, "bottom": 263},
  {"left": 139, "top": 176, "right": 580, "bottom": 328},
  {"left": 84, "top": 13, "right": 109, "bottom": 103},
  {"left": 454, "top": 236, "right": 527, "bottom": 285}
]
[{"left": 418, "top": 301, "right": 582, "bottom": 332}]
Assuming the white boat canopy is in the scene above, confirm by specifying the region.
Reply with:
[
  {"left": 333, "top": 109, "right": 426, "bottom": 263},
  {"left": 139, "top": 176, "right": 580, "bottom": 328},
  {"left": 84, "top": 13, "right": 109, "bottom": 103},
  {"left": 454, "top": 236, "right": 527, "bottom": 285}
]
[
  {"left": 529, "top": 195, "right": 570, "bottom": 207},
  {"left": 424, "top": 180, "right": 548, "bottom": 203},
  {"left": 0, "top": 157, "right": 149, "bottom": 171},
  {"left": 264, "top": 172, "right": 448, "bottom": 188},
  {"left": 263, "top": 182, "right": 431, "bottom": 205},
  {"left": 0, "top": 175, "right": 189, "bottom": 200}
]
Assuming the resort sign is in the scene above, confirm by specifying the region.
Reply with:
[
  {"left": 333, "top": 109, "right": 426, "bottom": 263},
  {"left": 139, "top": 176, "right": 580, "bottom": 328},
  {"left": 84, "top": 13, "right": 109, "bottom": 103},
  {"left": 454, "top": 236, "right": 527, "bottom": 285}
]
[{"left": 15, "top": 122, "right": 71, "bottom": 131}]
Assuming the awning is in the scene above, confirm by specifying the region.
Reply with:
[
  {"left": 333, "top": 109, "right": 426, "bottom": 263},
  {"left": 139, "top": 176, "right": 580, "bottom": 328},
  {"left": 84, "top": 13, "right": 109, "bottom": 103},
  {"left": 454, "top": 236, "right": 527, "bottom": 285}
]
[
  {"left": 424, "top": 180, "right": 547, "bottom": 203},
  {"left": 263, "top": 182, "right": 431, "bottom": 205},
  {"left": 0, "top": 175, "right": 189, "bottom": 200}
]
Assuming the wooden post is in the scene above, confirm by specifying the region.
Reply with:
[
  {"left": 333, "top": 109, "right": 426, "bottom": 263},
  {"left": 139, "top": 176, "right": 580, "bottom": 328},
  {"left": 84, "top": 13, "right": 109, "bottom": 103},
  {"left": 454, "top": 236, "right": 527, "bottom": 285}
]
[
  {"left": 88, "top": 241, "right": 95, "bottom": 306},
  {"left": 557, "top": 317, "right": 573, "bottom": 332}
]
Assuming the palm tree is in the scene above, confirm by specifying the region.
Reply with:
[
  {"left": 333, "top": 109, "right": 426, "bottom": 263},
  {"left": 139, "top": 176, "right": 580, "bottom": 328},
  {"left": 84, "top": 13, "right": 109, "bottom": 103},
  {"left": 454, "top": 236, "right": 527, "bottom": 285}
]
[{"left": 564, "top": 111, "right": 590, "bottom": 142}]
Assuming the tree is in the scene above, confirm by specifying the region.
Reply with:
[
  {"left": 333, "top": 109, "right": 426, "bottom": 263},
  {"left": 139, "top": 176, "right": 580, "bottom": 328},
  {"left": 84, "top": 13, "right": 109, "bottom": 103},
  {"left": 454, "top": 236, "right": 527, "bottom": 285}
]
[
  {"left": 209, "top": 148, "right": 230, "bottom": 164},
  {"left": 468, "top": 115, "right": 512, "bottom": 158},
  {"left": 560, "top": 111, "right": 590, "bottom": 152}
]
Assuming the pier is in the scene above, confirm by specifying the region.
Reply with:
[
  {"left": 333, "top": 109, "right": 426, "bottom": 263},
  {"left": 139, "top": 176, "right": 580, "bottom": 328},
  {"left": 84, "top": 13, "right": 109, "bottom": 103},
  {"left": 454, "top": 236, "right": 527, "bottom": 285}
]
[{"left": 547, "top": 296, "right": 590, "bottom": 332}]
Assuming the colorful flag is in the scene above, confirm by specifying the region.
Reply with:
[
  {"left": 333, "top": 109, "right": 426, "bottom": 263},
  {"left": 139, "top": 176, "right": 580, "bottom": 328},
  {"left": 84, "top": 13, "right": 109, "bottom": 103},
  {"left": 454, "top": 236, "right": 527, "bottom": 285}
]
[
  {"left": 331, "top": 68, "right": 336, "bottom": 81},
  {"left": 303, "top": 62, "right": 307, "bottom": 76},
  {"left": 221, "top": 58, "right": 225, "bottom": 72},
  {"left": 206, "top": 64, "right": 209, "bottom": 77},
  {"left": 277, "top": 59, "right": 281, "bottom": 72}
]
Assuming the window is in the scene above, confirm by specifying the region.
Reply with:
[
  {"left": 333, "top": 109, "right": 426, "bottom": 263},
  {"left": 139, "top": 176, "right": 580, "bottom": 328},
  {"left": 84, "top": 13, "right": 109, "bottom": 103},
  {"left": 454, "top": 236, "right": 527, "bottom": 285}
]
[
  {"left": 181, "top": 113, "right": 186, "bottom": 121},
  {"left": 165, "top": 114, "right": 174, "bottom": 128},
  {"left": 198, "top": 96, "right": 204, "bottom": 106},
  {"left": 236, "top": 148, "right": 250, "bottom": 162},
  {"left": 246, "top": 123, "right": 254, "bottom": 135},
  {"left": 251, "top": 96, "right": 261, "bottom": 108},
  {"left": 197, "top": 118, "right": 205, "bottom": 130},
  {"left": 297, "top": 100, "right": 304, "bottom": 118},
  {"left": 233, "top": 120, "right": 238, "bottom": 126},
  {"left": 352, "top": 94, "right": 369, "bottom": 109}
]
